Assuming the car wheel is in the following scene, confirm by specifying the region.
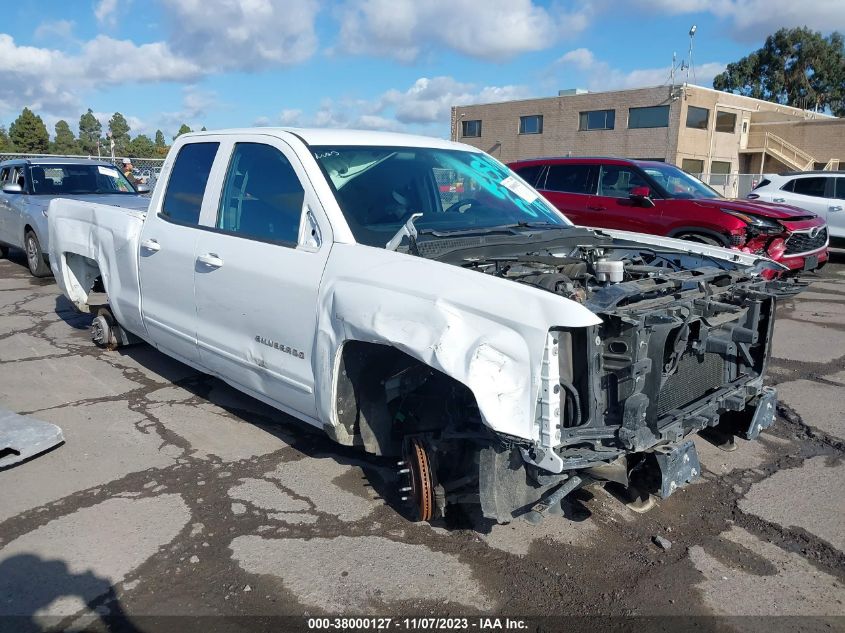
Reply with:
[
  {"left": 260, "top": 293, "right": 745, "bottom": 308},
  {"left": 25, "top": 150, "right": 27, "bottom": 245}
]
[
  {"left": 0, "top": 244, "right": 8, "bottom": 259},
  {"left": 24, "top": 231, "right": 51, "bottom": 277},
  {"left": 677, "top": 233, "right": 723, "bottom": 247}
]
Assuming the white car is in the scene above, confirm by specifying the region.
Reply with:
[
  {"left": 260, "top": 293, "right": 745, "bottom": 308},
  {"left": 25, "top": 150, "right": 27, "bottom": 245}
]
[
  {"left": 47, "top": 128, "right": 787, "bottom": 525},
  {"left": 748, "top": 171, "right": 844, "bottom": 244}
]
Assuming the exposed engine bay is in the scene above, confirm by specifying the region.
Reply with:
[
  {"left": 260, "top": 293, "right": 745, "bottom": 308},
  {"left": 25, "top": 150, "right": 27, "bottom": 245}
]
[{"left": 373, "top": 231, "right": 782, "bottom": 523}]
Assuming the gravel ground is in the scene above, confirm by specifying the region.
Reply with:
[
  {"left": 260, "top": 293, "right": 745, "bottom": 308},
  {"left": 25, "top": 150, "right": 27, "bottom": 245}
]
[{"left": 0, "top": 248, "right": 843, "bottom": 632}]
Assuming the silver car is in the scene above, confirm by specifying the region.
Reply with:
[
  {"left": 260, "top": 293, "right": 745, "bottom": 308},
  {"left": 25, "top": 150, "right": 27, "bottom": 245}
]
[{"left": 0, "top": 158, "right": 150, "bottom": 276}]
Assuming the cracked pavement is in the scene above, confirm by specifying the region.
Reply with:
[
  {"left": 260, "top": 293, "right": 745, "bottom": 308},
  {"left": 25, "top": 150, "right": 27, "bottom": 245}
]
[{"left": 0, "top": 249, "right": 843, "bottom": 629}]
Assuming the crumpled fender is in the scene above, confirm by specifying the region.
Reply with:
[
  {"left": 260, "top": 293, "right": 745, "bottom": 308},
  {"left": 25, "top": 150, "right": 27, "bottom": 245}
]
[{"left": 314, "top": 243, "right": 601, "bottom": 443}]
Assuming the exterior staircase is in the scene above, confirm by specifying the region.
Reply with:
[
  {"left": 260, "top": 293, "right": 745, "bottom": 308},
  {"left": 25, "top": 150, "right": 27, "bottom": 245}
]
[{"left": 744, "top": 130, "right": 815, "bottom": 171}]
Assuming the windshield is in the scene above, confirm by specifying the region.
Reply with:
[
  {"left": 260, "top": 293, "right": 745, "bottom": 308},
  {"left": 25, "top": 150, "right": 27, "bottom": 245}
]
[
  {"left": 641, "top": 163, "right": 722, "bottom": 200},
  {"left": 312, "top": 146, "right": 569, "bottom": 247},
  {"left": 29, "top": 164, "right": 137, "bottom": 195}
]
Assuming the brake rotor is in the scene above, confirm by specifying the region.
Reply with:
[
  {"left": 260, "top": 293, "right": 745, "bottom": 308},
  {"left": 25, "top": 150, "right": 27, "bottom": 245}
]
[{"left": 402, "top": 438, "right": 435, "bottom": 522}]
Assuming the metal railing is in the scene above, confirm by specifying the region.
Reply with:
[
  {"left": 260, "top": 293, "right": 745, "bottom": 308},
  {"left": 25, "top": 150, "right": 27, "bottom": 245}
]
[
  {"left": 0, "top": 153, "right": 165, "bottom": 187},
  {"left": 744, "top": 131, "right": 815, "bottom": 171}
]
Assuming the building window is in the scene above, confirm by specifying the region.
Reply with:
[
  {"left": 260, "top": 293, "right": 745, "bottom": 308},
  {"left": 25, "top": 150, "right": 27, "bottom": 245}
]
[
  {"left": 628, "top": 105, "right": 670, "bottom": 129},
  {"left": 681, "top": 159, "right": 705, "bottom": 174},
  {"left": 715, "top": 111, "right": 737, "bottom": 133},
  {"left": 579, "top": 109, "right": 615, "bottom": 131},
  {"left": 709, "top": 160, "right": 731, "bottom": 185},
  {"left": 519, "top": 115, "right": 543, "bottom": 135},
  {"left": 685, "top": 106, "right": 709, "bottom": 130},
  {"left": 461, "top": 119, "right": 481, "bottom": 138}
]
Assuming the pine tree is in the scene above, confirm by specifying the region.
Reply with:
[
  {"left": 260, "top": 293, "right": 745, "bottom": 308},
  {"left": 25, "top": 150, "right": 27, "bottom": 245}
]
[
  {"left": 127, "top": 134, "right": 155, "bottom": 158},
  {"left": 0, "top": 125, "right": 12, "bottom": 153},
  {"left": 52, "top": 120, "right": 79, "bottom": 155},
  {"left": 9, "top": 108, "right": 49, "bottom": 153},
  {"left": 108, "top": 112, "right": 131, "bottom": 155},
  {"left": 173, "top": 124, "right": 192, "bottom": 139},
  {"left": 154, "top": 129, "right": 168, "bottom": 157},
  {"left": 79, "top": 109, "right": 103, "bottom": 155}
]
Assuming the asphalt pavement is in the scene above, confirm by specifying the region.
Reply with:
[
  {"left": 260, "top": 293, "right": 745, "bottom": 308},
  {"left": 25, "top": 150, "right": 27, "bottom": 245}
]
[{"left": 0, "top": 248, "right": 843, "bottom": 632}]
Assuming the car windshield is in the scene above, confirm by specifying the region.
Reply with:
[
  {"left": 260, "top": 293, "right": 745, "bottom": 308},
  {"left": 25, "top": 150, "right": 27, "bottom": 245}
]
[
  {"left": 312, "top": 146, "right": 569, "bottom": 247},
  {"left": 641, "top": 164, "right": 722, "bottom": 200},
  {"left": 29, "top": 164, "right": 137, "bottom": 195}
]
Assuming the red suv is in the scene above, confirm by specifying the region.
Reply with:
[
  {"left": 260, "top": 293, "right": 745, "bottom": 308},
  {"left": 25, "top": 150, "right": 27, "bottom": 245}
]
[{"left": 508, "top": 157, "right": 828, "bottom": 273}]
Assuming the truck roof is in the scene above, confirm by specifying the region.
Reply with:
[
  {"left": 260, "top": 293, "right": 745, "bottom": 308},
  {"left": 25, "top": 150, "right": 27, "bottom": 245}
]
[{"left": 179, "top": 127, "right": 476, "bottom": 152}]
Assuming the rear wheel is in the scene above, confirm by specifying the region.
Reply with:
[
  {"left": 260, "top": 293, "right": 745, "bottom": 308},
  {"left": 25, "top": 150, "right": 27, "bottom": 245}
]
[
  {"left": 24, "top": 231, "right": 50, "bottom": 277},
  {"left": 676, "top": 232, "right": 723, "bottom": 247},
  {"left": 0, "top": 244, "right": 8, "bottom": 259}
]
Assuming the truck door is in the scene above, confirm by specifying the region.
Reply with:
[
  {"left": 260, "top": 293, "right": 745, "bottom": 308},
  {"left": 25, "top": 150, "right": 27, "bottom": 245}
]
[
  {"left": 137, "top": 141, "right": 221, "bottom": 367},
  {"left": 193, "top": 137, "right": 331, "bottom": 419}
]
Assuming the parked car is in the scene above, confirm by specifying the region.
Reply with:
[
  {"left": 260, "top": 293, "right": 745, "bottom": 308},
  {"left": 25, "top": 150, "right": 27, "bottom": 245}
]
[
  {"left": 508, "top": 157, "right": 828, "bottom": 274},
  {"left": 747, "top": 171, "right": 844, "bottom": 246},
  {"left": 49, "top": 129, "right": 788, "bottom": 525},
  {"left": 0, "top": 158, "right": 150, "bottom": 276}
]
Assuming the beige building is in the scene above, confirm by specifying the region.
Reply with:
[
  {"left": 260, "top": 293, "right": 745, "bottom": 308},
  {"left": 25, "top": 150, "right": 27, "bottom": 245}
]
[{"left": 451, "top": 85, "right": 843, "bottom": 182}]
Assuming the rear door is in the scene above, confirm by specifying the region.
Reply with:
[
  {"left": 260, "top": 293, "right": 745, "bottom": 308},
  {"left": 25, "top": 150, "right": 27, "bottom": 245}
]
[
  {"left": 193, "top": 135, "right": 332, "bottom": 419},
  {"left": 138, "top": 141, "right": 221, "bottom": 367},
  {"left": 588, "top": 164, "right": 661, "bottom": 232},
  {"left": 535, "top": 163, "right": 597, "bottom": 226}
]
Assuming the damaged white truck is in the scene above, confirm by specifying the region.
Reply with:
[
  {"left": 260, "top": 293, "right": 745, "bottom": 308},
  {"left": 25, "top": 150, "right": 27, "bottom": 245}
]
[{"left": 48, "top": 129, "right": 788, "bottom": 524}]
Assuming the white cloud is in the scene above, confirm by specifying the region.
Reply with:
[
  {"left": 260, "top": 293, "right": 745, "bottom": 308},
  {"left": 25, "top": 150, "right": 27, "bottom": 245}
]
[
  {"left": 94, "top": 0, "right": 118, "bottom": 28},
  {"left": 160, "top": 0, "right": 320, "bottom": 70},
  {"left": 335, "top": 0, "right": 593, "bottom": 62},
  {"left": 555, "top": 48, "right": 725, "bottom": 91},
  {"left": 34, "top": 19, "right": 76, "bottom": 42},
  {"left": 252, "top": 76, "right": 531, "bottom": 135},
  {"left": 0, "top": 34, "right": 202, "bottom": 118},
  {"left": 633, "top": 0, "right": 845, "bottom": 39}
]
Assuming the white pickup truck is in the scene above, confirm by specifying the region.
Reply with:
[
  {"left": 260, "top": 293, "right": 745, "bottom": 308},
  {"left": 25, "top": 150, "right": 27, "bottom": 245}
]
[{"left": 49, "top": 128, "right": 786, "bottom": 523}]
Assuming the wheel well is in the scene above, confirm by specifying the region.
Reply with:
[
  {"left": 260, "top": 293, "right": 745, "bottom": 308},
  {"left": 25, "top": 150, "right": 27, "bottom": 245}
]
[
  {"left": 670, "top": 228, "right": 729, "bottom": 246},
  {"left": 331, "top": 340, "right": 481, "bottom": 456},
  {"left": 62, "top": 252, "right": 103, "bottom": 312}
]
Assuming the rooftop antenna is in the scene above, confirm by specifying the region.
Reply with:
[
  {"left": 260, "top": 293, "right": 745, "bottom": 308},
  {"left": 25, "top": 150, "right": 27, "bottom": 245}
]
[{"left": 687, "top": 24, "right": 697, "bottom": 84}]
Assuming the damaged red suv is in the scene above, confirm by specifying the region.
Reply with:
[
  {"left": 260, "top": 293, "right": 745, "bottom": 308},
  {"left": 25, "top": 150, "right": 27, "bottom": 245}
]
[{"left": 508, "top": 157, "right": 828, "bottom": 273}]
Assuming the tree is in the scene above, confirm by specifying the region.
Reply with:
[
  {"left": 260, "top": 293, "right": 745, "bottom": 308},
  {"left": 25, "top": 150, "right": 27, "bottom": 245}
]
[
  {"left": 200, "top": 126, "right": 207, "bottom": 131},
  {"left": 79, "top": 109, "right": 103, "bottom": 155},
  {"left": 52, "top": 120, "right": 79, "bottom": 154},
  {"left": 173, "top": 123, "right": 192, "bottom": 139},
  {"left": 108, "top": 112, "right": 131, "bottom": 155},
  {"left": 127, "top": 134, "right": 156, "bottom": 158},
  {"left": 0, "top": 126, "right": 12, "bottom": 152},
  {"left": 714, "top": 28, "right": 845, "bottom": 116},
  {"left": 154, "top": 129, "right": 168, "bottom": 157},
  {"left": 9, "top": 108, "right": 49, "bottom": 153}
]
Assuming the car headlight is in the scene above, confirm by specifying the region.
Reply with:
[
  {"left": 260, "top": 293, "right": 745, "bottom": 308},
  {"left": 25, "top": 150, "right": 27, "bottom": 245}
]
[{"left": 720, "top": 209, "right": 782, "bottom": 235}]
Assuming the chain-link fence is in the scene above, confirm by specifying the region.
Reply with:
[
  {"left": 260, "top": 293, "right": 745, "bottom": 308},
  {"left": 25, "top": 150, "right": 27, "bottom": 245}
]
[
  {"left": 0, "top": 153, "right": 165, "bottom": 188},
  {"left": 688, "top": 173, "right": 764, "bottom": 199}
]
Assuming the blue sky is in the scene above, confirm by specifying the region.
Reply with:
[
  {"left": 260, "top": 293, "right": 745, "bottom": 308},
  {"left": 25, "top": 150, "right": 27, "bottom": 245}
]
[{"left": 1, "top": 0, "right": 843, "bottom": 140}]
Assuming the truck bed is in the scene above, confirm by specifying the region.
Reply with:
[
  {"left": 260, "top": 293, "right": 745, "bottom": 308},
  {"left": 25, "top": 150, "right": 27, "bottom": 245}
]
[{"left": 48, "top": 197, "right": 149, "bottom": 339}]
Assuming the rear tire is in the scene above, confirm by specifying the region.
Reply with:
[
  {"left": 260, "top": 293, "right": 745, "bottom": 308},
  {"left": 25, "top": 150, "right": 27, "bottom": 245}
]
[
  {"left": 0, "top": 244, "right": 8, "bottom": 259},
  {"left": 25, "top": 231, "right": 51, "bottom": 277},
  {"left": 677, "top": 232, "right": 723, "bottom": 247}
]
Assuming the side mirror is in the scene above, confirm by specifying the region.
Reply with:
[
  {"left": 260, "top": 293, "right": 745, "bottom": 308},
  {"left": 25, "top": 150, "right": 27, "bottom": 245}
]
[
  {"left": 135, "top": 184, "right": 151, "bottom": 194},
  {"left": 629, "top": 186, "right": 655, "bottom": 208},
  {"left": 2, "top": 183, "right": 23, "bottom": 194}
]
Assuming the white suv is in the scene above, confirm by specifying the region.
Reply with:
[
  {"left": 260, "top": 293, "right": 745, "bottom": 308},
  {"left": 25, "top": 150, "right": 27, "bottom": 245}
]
[{"left": 748, "top": 171, "right": 844, "bottom": 243}]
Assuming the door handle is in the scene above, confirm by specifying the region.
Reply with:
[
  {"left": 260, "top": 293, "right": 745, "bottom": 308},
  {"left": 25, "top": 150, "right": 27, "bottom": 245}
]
[
  {"left": 587, "top": 205, "right": 606, "bottom": 211},
  {"left": 197, "top": 253, "right": 224, "bottom": 269},
  {"left": 830, "top": 205, "right": 843, "bottom": 213},
  {"left": 140, "top": 239, "right": 160, "bottom": 252},
  {"left": 773, "top": 197, "right": 785, "bottom": 203}
]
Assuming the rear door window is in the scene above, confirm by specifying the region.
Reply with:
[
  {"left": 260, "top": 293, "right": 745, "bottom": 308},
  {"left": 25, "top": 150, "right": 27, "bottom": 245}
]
[
  {"left": 216, "top": 143, "right": 305, "bottom": 246},
  {"left": 511, "top": 165, "right": 544, "bottom": 188},
  {"left": 161, "top": 142, "right": 219, "bottom": 225},
  {"left": 790, "top": 177, "right": 828, "bottom": 198},
  {"left": 545, "top": 164, "right": 596, "bottom": 194},
  {"left": 837, "top": 178, "right": 845, "bottom": 199}
]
